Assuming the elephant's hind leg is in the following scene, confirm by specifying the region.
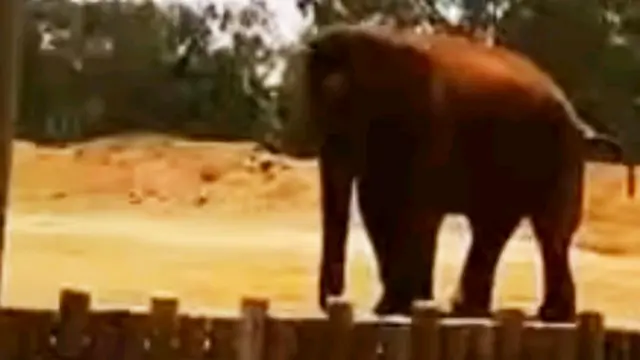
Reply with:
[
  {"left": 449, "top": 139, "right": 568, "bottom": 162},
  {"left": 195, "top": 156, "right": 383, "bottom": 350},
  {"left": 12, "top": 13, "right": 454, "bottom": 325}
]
[
  {"left": 529, "top": 159, "right": 583, "bottom": 322},
  {"left": 529, "top": 194, "right": 581, "bottom": 322},
  {"left": 451, "top": 210, "right": 522, "bottom": 317}
]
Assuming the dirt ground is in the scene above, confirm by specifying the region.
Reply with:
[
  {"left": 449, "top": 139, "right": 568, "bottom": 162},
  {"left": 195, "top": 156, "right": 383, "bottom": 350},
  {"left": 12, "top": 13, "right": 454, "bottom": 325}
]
[{"left": 4, "top": 134, "right": 640, "bottom": 327}]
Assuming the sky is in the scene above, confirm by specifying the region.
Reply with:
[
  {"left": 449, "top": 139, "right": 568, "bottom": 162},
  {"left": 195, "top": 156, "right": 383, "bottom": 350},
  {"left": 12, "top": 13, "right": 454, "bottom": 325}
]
[
  {"left": 132, "top": 0, "right": 461, "bottom": 84},
  {"left": 157, "top": 0, "right": 310, "bottom": 44},
  {"left": 153, "top": 0, "right": 462, "bottom": 45}
]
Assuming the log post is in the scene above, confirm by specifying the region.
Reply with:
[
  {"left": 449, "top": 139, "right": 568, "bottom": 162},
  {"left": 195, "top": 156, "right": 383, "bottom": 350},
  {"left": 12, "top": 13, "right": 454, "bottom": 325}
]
[
  {"left": 0, "top": 0, "right": 23, "bottom": 301},
  {"left": 626, "top": 162, "right": 635, "bottom": 198}
]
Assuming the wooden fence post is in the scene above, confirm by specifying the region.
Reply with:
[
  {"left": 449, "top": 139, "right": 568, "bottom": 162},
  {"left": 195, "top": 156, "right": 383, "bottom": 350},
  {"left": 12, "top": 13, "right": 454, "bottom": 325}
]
[
  {"left": 410, "top": 300, "right": 440, "bottom": 360},
  {"left": 327, "top": 298, "right": 353, "bottom": 360},
  {"left": 179, "top": 315, "right": 208, "bottom": 360},
  {"left": 351, "top": 320, "right": 380, "bottom": 360},
  {"left": 629, "top": 332, "right": 640, "bottom": 358},
  {"left": 56, "top": 288, "right": 91, "bottom": 358},
  {"left": 89, "top": 310, "right": 130, "bottom": 360},
  {"left": 440, "top": 318, "right": 496, "bottom": 360},
  {"left": 523, "top": 322, "right": 576, "bottom": 360},
  {"left": 380, "top": 321, "right": 410, "bottom": 360},
  {"left": 494, "top": 308, "right": 525, "bottom": 360},
  {"left": 0, "top": 0, "right": 22, "bottom": 302},
  {"left": 551, "top": 324, "right": 577, "bottom": 360},
  {"left": 626, "top": 162, "right": 635, "bottom": 198},
  {"left": 209, "top": 318, "right": 236, "bottom": 359},
  {"left": 238, "top": 297, "right": 269, "bottom": 360},
  {"left": 470, "top": 319, "right": 496, "bottom": 360},
  {"left": 265, "top": 319, "right": 296, "bottom": 360},
  {"left": 440, "top": 319, "right": 471, "bottom": 360},
  {"left": 577, "top": 311, "right": 605, "bottom": 360},
  {"left": 149, "top": 296, "right": 180, "bottom": 360},
  {"left": 605, "top": 330, "right": 632, "bottom": 360}
]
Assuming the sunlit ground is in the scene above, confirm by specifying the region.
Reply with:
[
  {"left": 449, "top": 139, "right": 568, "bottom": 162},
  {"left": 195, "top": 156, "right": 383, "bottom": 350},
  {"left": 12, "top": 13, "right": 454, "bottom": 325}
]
[{"left": 4, "top": 136, "right": 640, "bottom": 328}]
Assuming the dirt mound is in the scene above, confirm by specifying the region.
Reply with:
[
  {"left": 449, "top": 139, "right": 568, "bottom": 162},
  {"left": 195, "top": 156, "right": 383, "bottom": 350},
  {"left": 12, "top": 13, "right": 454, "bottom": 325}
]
[{"left": 10, "top": 136, "right": 319, "bottom": 214}]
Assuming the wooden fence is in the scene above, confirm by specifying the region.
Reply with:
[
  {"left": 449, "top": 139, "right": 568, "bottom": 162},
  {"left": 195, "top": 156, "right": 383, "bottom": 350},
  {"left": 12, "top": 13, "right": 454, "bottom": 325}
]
[{"left": 0, "top": 288, "right": 637, "bottom": 359}]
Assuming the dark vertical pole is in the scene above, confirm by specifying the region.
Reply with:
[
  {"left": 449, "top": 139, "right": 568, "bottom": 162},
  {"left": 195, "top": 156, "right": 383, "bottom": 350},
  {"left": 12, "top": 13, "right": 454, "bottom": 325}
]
[
  {"left": 626, "top": 162, "right": 636, "bottom": 198},
  {"left": 0, "top": 0, "right": 23, "bottom": 301}
]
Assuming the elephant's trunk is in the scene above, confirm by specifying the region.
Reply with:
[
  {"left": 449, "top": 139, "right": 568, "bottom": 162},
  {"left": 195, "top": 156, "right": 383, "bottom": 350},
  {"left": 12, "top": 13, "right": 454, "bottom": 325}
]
[{"left": 272, "top": 45, "right": 322, "bottom": 159}]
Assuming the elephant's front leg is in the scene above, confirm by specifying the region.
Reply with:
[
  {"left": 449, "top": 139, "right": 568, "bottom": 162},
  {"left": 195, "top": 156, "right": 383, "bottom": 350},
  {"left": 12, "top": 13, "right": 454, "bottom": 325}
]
[
  {"left": 405, "top": 209, "right": 443, "bottom": 304},
  {"left": 356, "top": 176, "right": 396, "bottom": 314},
  {"left": 318, "top": 138, "right": 355, "bottom": 312},
  {"left": 377, "top": 137, "right": 445, "bottom": 315}
]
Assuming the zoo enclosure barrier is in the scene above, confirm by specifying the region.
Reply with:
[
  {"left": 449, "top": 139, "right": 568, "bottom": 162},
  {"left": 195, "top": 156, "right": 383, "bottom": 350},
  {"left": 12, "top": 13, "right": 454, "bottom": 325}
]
[{"left": 0, "top": 288, "right": 636, "bottom": 359}]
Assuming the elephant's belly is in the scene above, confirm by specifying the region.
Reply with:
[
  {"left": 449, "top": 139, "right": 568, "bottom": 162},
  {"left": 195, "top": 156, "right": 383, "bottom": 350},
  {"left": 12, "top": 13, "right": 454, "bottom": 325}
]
[
  {"left": 425, "top": 172, "right": 471, "bottom": 214},
  {"left": 425, "top": 158, "right": 544, "bottom": 215}
]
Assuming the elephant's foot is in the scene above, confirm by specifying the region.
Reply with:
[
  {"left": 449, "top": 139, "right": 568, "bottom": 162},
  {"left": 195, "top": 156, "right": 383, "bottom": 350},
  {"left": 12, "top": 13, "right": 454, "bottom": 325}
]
[
  {"left": 536, "top": 302, "right": 576, "bottom": 323},
  {"left": 449, "top": 290, "right": 491, "bottom": 318},
  {"left": 373, "top": 292, "right": 413, "bottom": 316},
  {"left": 450, "top": 300, "right": 491, "bottom": 318}
]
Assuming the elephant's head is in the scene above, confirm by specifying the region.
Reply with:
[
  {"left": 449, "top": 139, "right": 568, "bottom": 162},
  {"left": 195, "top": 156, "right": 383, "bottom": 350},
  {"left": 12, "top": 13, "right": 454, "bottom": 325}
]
[
  {"left": 272, "top": 44, "right": 320, "bottom": 159},
  {"left": 273, "top": 24, "right": 410, "bottom": 159}
]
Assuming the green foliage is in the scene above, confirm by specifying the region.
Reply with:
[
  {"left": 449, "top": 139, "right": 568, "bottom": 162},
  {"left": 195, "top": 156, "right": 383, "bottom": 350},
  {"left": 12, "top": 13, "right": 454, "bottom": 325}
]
[
  {"left": 18, "top": 0, "right": 285, "bottom": 142},
  {"left": 17, "top": 0, "right": 640, "bottom": 159},
  {"left": 497, "top": 0, "right": 640, "bottom": 158}
]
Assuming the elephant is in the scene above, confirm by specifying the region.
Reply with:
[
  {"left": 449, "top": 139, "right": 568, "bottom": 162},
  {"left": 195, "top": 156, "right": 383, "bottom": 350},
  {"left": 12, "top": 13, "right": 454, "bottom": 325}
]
[{"left": 275, "top": 23, "right": 624, "bottom": 322}]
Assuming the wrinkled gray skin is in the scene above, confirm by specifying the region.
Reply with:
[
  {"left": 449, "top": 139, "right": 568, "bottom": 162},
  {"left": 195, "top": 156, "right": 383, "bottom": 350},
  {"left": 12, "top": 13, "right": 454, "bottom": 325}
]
[{"left": 273, "top": 23, "right": 625, "bottom": 319}]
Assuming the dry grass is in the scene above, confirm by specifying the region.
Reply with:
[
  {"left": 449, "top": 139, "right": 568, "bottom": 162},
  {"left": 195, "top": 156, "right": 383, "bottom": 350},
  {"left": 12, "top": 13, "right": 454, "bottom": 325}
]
[
  {"left": 10, "top": 135, "right": 318, "bottom": 214},
  {"left": 578, "top": 163, "right": 640, "bottom": 256}
]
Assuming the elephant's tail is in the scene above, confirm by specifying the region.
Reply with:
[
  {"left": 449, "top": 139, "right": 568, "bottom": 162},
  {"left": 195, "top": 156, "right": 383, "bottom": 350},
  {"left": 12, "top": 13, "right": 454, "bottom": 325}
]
[
  {"left": 583, "top": 133, "right": 624, "bottom": 163},
  {"left": 549, "top": 84, "right": 624, "bottom": 162},
  {"left": 551, "top": 87, "right": 633, "bottom": 197}
]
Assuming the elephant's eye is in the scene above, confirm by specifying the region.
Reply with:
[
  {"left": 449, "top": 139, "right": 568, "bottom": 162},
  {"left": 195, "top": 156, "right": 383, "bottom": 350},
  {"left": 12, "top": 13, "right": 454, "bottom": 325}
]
[{"left": 322, "top": 72, "right": 347, "bottom": 97}]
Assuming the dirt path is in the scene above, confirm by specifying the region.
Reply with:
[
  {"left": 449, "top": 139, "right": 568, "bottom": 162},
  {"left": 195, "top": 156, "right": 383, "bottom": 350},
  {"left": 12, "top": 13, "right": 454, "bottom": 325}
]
[{"left": 5, "top": 209, "right": 640, "bottom": 328}]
